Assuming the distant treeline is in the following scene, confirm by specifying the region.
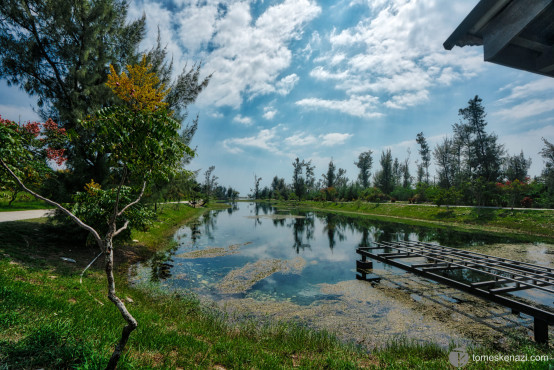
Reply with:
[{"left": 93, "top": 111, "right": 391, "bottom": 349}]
[{"left": 251, "top": 96, "right": 554, "bottom": 209}]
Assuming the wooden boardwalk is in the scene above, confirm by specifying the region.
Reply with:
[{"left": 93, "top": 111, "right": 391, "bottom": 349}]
[{"left": 356, "top": 240, "right": 554, "bottom": 343}]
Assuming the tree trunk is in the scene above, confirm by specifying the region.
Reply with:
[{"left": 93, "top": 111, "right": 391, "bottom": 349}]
[
  {"left": 7, "top": 189, "right": 18, "bottom": 206},
  {"left": 104, "top": 241, "right": 138, "bottom": 370}
]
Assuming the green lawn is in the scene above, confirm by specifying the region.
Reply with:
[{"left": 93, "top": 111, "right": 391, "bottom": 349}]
[
  {"left": 0, "top": 191, "right": 54, "bottom": 212},
  {"left": 1, "top": 203, "right": 552, "bottom": 369}
]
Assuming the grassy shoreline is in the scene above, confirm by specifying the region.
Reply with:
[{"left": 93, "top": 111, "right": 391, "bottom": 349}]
[
  {"left": 270, "top": 200, "right": 554, "bottom": 240},
  {"left": 1, "top": 202, "right": 552, "bottom": 368}
]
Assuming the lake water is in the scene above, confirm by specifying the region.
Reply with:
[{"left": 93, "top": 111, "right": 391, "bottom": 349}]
[{"left": 131, "top": 202, "right": 554, "bottom": 348}]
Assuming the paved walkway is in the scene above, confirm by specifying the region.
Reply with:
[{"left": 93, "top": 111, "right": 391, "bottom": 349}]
[{"left": 0, "top": 209, "right": 53, "bottom": 223}]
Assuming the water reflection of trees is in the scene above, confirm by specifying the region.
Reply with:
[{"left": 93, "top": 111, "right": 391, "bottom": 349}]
[
  {"left": 148, "top": 246, "right": 178, "bottom": 281},
  {"left": 312, "top": 211, "right": 514, "bottom": 250},
  {"left": 321, "top": 214, "right": 346, "bottom": 250},
  {"left": 289, "top": 214, "right": 314, "bottom": 253},
  {"left": 227, "top": 202, "right": 239, "bottom": 214}
]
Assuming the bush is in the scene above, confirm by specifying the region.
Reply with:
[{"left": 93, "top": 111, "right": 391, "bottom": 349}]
[
  {"left": 53, "top": 181, "right": 154, "bottom": 245},
  {"left": 520, "top": 197, "right": 533, "bottom": 208},
  {"left": 390, "top": 186, "right": 414, "bottom": 201},
  {"left": 360, "top": 187, "right": 389, "bottom": 202}
]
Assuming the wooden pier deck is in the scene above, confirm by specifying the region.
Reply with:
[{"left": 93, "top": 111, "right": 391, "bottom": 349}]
[{"left": 356, "top": 240, "right": 554, "bottom": 343}]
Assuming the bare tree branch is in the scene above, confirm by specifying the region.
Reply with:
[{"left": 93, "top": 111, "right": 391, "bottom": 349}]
[
  {"left": 113, "top": 220, "right": 129, "bottom": 237},
  {"left": 0, "top": 158, "right": 103, "bottom": 247},
  {"left": 117, "top": 179, "right": 147, "bottom": 217}
]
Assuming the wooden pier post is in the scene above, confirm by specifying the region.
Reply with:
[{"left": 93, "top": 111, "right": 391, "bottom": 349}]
[{"left": 534, "top": 317, "right": 549, "bottom": 344}]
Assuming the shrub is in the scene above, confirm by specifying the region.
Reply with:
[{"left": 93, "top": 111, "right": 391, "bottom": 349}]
[{"left": 520, "top": 197, "right": 533, "bottom": 208}]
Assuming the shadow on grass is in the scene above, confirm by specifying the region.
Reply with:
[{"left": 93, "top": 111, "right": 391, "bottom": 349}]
[
  {"left": 0, "top": 220, "right": 98, "bottom": 276},
  {"left": 0, "top": 319, "right": 103, "bottom": 369},
  {"left": 468, "top": 207, "right": 497, "bottom": 223}
]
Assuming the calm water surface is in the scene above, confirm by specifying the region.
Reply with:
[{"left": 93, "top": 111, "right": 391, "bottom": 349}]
[
  {"left": 131, "top": 202, "right": 554, "bottom": 347},
  {"left": 133, "top": 203, "right": 552, "bottom": 305}
]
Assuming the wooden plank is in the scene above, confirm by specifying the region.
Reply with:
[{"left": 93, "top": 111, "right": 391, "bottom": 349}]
[
  {"left": 490, "top": 283, "right": 551, "bottom": 294},
  {"left": 471, "top": 279, "right": 510, "bottom": 287},
  {"left": 357, "top": 247, "right": 554, "bottom": 324},
  {"left": 537, "top": 44, "right": 554, "bottom": 72},
  {"left": 482, "top": 0, "right": 552, "bottom": 61},
  {"left": 378, "top": 253, "right": 414, "bottom": 259}
]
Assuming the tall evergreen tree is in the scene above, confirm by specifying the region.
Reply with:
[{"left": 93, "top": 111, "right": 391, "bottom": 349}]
[
  {"left": 292, "top": 157, "right": 306, "bottom": 198},
  {"left": 433, "top": 137, "right": 460, "bottom": 188},
  {"left": 324, "top": 160, "right": 336, "bottom": 188},
  {"left": 203, "top": 166, "right": 217, "bottom": 199},
  {"left": 305, "top": 160, "right": 315, "bottom": 193},
  {"left": 271, "top": 176, "right": 287, "bottom": 198},
  {"left": 539, "top": 137, "right": 554, "bottom": 199},
  {"left": 0, "top": 0, "right": 210, "bottom": 190},
  {"left": 401, "top": 150, "right": 412, "bottom": 188},
  {"left": 416, "top": 132, "right": 431, "bottom": 184},
  {"left": 355, "top": 150, "right": 373, "bottom": 188},
  {"left": 453, "top": 96, "right": 505, "bottom": 182},
  {"left": 503, "top": 151, "right": 531, "bottom": 182},
  {"left": 335, "top": 168, "right": 348, "bottom": 189},
  {"left": 374, "top": 149, "right": 393, "bottom": 194}
]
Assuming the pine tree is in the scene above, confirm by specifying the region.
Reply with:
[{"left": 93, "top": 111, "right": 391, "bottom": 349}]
[
  {"left": 0, "top": 0, "right": 210, "bottom": 191},
  {"left": 355, "top": 150, "right": 373, "bottom": 188}
]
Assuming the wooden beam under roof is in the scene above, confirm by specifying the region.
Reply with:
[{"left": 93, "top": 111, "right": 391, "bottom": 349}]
[{"left": 482, "top": 0, "right": 552, "bottom": 61}]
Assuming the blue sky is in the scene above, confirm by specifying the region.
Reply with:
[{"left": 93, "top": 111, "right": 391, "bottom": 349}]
[{"left": 2, "top": 0, "right": 554, "bottom": 195}]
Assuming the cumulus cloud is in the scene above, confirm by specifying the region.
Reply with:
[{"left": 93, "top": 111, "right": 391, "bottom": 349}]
[
  {"left": 223, "top": 126, "right": 281, "bottom": 154},
  {"left": 284, "top": 133, "right": 318, "bottom": 146},
  {"left": 195, "top": 0, "right": 321, "bottom": 107},
  {"left": 276, "top": 74, "right": 300, "bottom": 95},
  {"left": 304, "top": 0, "right": 481, "bottom": 113},
  {"left": 263, "top": 106, "right": 278, "bottom": 120},
  {"left": 296, "top": 96, "right": 382, "bottom": 118},
  {"left": 494, "top": 78, "right": 554, "bottom": 120},
  {"left": 233, "top": 114, "right": 253, "bottom": 126},
  {"left": 129, "top": 0, "right": 320, "bottom": 109},
  {"left": 494, "top": 98, "right": 554, "bottom": 121},
  {"left": 320, "top": 132, "right": 352, "bottom": 146}
]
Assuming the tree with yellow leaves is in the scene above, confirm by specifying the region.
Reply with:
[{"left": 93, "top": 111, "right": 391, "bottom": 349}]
[{"left": 1, "top": 57, "right": 195, "bottom": 369}]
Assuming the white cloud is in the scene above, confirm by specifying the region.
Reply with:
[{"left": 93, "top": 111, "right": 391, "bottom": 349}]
[
  {"left": 296, "top": 95, "right": 382, "bottom": 118},
  {"left": 130, "top": 0, "right": 320, "bottom": 109},
  {"left": 320, "top": 133, "right": 352, "bottom": 146},
  {"left": 209, "top": 111, "right": 224, "bottom": 119},
  {"left": 301, "top": 31, "right": 321, "bottom": 60},
  {"left": 284, "top": 133, "right": 318, "bottom": 146},
  {"left": 276, "top": 74, "right": 300, "bottom": 95},
  {"left": 193, "top": 0, "right": 321, "bottom": 108},
  {"left": 175, "top": 4, "right": 218, "bottom": 53},
  {"left": 263, "top": 106, "right": 277, "bottom": 120},
  {"left": 497, "top": 78, "right": 554, "bottom": 104},
  {"left": 305, "top": 1, "right": 481, "bottom": 112},
  {"left": 384, "top": 90, "right": 429, "bottom": 109},
  {"left": 222, "top": 126, "right": 282, "bottom": 154},
  {"left": 494, "top": 98, "right": 554, "bottom": 121},
  {"left": 233, "top": 114, "right": 253, "bottom": 126},
  {"left": 310, "top": 66, "right": 349, "bottom": 81}
]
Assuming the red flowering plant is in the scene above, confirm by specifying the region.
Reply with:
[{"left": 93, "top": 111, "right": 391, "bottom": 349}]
[
  {"left": 0, "top": 115, "right": 68, "bottom": 198},
  {"left": 495, "top": 177, "right": 530, "bottom": 209}
]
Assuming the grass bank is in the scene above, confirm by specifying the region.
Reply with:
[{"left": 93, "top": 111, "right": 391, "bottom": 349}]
[
  {"left": 0, "top": 192, "right": 53, "bottom": 212},
  {"left": 283, "top": 200, "right": 554, "bottom": 239},
  {"left": 1, "top": 203, "right": 551, "bottom": 368}
]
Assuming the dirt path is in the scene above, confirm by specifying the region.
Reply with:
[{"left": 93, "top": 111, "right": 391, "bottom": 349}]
[{"left": 0, "top": 209, "right": 53, "bottom": 222}]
